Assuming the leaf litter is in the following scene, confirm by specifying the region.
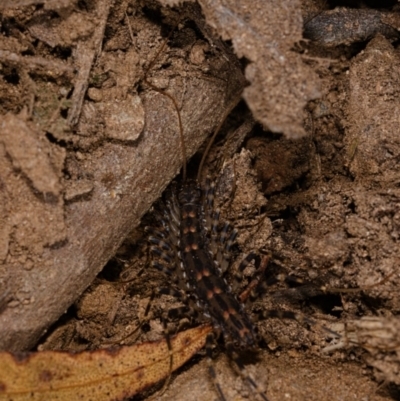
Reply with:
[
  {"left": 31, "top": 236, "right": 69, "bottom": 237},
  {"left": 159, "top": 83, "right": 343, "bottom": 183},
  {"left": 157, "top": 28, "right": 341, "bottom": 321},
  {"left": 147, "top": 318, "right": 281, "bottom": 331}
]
[{"left": 0, "top": 325, "right": 211, "bottom": 401}]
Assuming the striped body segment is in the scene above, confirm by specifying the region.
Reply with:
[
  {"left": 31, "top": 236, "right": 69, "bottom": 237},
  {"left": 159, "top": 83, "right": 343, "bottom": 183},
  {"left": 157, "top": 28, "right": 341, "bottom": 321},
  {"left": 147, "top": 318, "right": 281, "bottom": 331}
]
[
  {"left": 176, "top": 182, "right": 257, "bottom": 348},
  {"left": 149, "top": 180, "right": 258, "bottom": 348}
]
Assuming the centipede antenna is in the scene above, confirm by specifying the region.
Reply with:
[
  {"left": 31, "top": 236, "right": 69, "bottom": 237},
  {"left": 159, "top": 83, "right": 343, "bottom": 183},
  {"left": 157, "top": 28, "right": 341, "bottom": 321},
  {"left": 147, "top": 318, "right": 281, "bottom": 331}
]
[
  {"left": 143, "top": 20, "right": 187, "bottom": 181},
  {"left": 197, "top": 91, "right": 242, "bottom": 182}
]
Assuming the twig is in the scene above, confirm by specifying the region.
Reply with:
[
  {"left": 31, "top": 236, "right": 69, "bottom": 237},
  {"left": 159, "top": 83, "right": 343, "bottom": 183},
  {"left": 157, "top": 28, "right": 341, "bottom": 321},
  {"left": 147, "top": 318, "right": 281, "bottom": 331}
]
[{"left": 67, "top": 0, "right": 112, "bottom": 126}]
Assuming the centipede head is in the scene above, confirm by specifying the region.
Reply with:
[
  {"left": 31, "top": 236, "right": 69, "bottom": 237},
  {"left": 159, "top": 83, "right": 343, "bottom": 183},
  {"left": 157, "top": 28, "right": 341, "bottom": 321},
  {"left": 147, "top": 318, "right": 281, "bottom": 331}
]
[{"left": 178, "top": 180, "right": 202, "bottom": 204}]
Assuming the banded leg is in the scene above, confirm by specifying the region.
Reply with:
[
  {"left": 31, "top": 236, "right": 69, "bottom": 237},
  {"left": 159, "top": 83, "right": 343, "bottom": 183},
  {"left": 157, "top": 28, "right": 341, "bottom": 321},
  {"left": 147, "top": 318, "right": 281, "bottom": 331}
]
[
  {"left": 209, "top": 213, "right": 238, "bottom": 273},
  {"left": 203, "top": 178, "right": 239, "bottom": 273},
  {"left": 150, "top": 288, "right": 205, "bottom": 397},
  {"left": 205, "top": 331, "right": 227, "bottom": 401},
  {"left": 156, "top": 287, "right": 205, "bottom": 330},
  {"left": 229, "top": 252, "right": 268, "bottom": 299},
  {"left": 204, "top": 178, "right": 216, "bottom": 229},
  {"left": 239, "top": 254, "right": 270, "bottom": 303},
  {"left": 209, "top": 209, "right": 221, "bottom": 260},
  {"left": 218, "top": 221, "right": 238, "bottom": 273},
  {"left": 226, "top": 342, "right": 270, "bottom": 401},
  {"left": 147, "top": 233, "right": 183, "bottom": 286},
  {"left": 204, "top": 179, "right": 233, "bottom": 268},
  {"left": 154, "top": 315, "right": 175, "bottom": 397}
]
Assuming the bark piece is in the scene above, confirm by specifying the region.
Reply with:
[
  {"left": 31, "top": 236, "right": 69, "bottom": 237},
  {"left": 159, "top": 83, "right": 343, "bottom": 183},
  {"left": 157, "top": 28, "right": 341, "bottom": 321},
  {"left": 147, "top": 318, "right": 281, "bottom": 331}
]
[
  {"left": 159, "top": 0, "right": 321, "bottom": 138},
  {"left": 0, "top": 39, "right": 244, "bottom": 351}
]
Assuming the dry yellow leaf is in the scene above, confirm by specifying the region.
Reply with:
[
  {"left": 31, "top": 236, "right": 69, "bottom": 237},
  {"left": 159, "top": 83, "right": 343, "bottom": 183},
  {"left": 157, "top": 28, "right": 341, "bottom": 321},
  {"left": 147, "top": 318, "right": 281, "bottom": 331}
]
[{"left": 0, "top": 325, "right": 211, "bottom": 401}]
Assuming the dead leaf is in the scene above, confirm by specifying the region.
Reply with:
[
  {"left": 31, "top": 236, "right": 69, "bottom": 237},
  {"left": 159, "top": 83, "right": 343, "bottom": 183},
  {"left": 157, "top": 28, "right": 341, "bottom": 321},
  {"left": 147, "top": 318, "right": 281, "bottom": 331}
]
[{"left": 0, "top": 325, "right": 211, "bottom": 401}]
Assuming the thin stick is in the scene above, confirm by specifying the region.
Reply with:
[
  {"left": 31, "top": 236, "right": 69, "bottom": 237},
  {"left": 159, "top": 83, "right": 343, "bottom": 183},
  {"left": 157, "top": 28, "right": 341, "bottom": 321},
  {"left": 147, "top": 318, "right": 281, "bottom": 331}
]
[{"left": 67, "top": 0, "right": 111, "bottom": 125}]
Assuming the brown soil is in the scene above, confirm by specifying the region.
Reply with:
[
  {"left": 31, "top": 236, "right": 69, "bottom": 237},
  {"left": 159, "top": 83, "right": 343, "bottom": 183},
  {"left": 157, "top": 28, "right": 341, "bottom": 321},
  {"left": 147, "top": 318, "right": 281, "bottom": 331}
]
[{"left": 1, "top": 0, "right": 400, "bottom": 400}]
